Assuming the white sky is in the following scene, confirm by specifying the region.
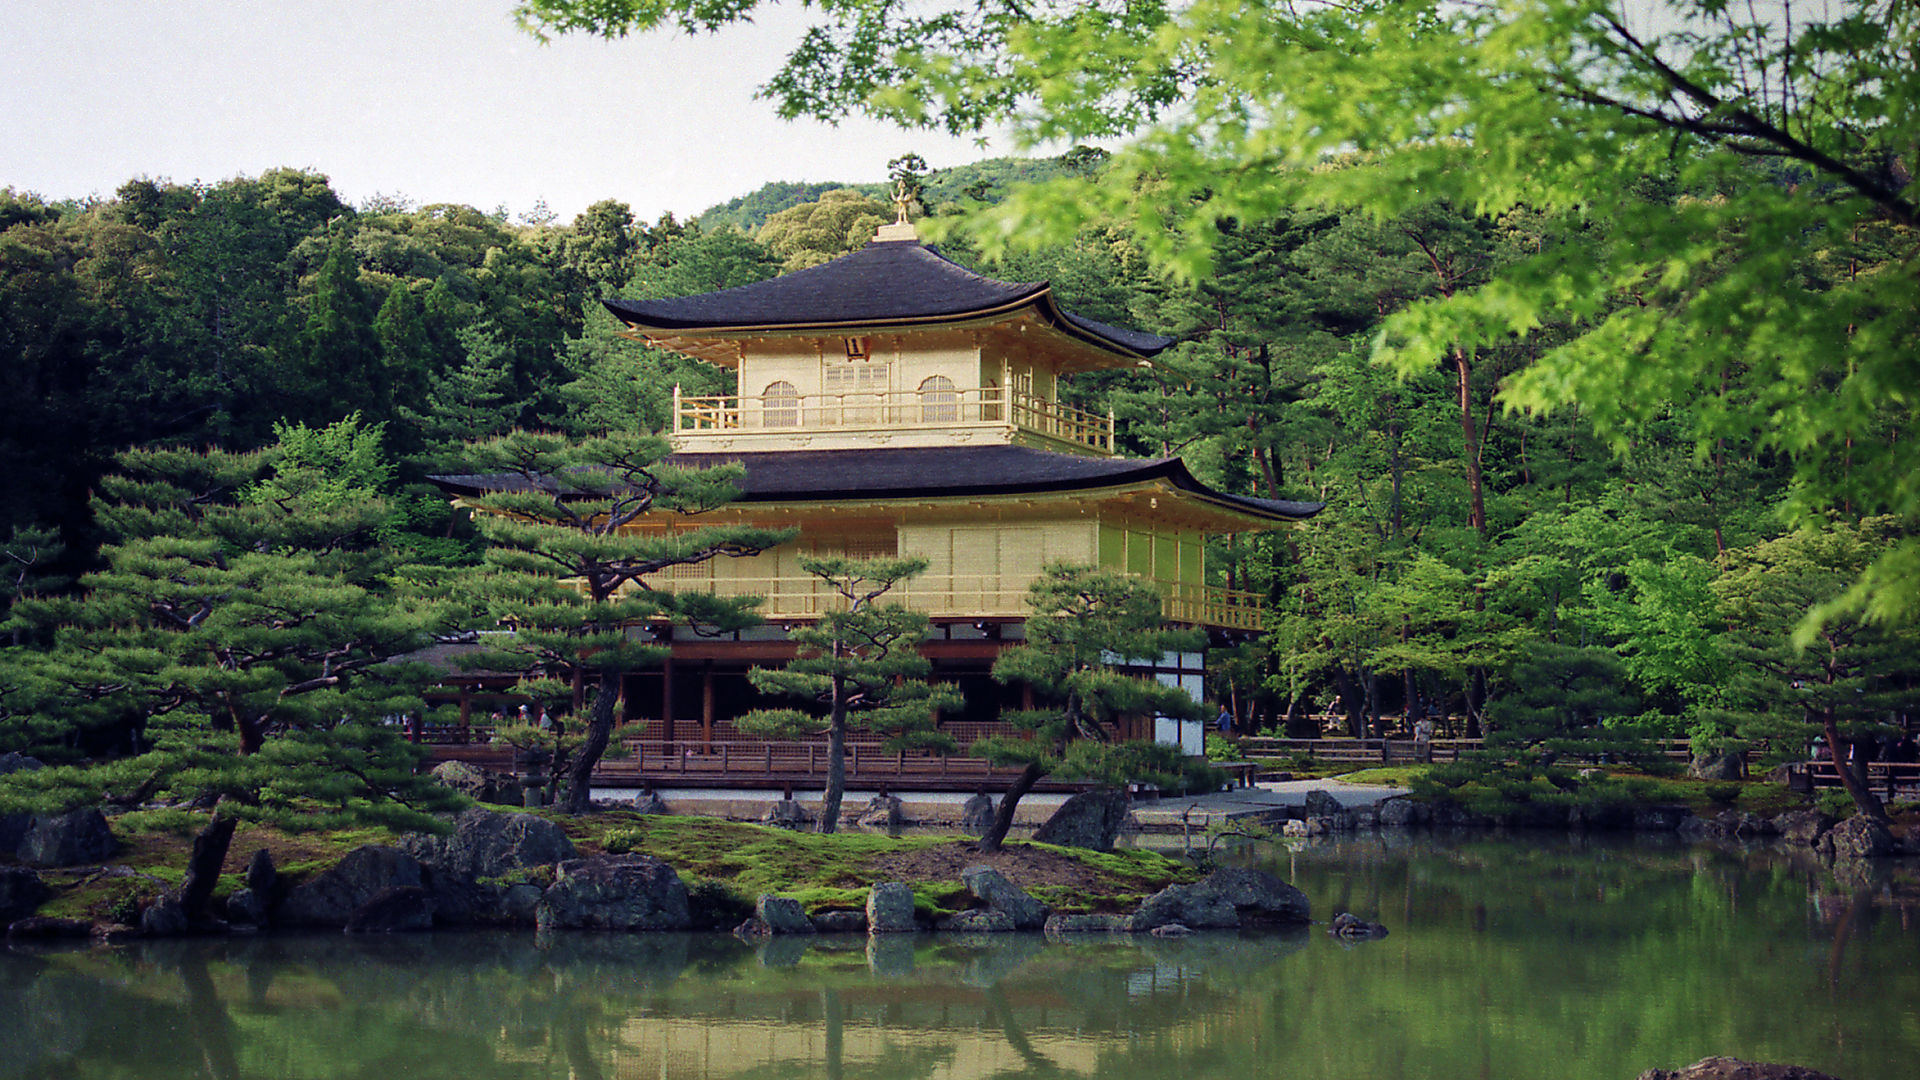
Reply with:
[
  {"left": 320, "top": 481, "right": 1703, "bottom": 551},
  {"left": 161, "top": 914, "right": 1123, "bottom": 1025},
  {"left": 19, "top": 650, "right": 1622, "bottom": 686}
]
[{"left": 3, "top": 0, "right": 997, "bottom": 223}]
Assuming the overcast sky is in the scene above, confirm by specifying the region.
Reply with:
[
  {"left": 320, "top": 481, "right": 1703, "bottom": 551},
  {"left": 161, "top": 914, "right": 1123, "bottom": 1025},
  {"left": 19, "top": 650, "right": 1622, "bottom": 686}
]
[{"left": 4, "top": 1, "right": 996, "bottom": 223}]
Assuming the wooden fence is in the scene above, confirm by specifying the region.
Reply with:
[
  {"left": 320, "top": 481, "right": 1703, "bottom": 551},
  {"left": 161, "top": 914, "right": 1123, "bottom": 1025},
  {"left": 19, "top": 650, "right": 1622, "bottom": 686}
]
[{"left": 1235, "top": 736, "right": 1694, "bottom": 766}]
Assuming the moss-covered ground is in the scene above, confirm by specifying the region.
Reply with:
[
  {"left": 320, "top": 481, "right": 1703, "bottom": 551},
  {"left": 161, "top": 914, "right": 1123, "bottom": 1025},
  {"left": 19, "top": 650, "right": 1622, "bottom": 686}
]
[{"left": 21, "top": 810, "right": 1195, "bottom": 926}]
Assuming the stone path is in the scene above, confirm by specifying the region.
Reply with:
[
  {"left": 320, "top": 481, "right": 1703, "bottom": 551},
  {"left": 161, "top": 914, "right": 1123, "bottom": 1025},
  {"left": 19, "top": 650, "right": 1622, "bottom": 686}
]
[
  {"left": 1128, "top": 778, "right": 1408, "bottom": 830},
  {"left": 601, "top": 776, "right": 1408, "bottom": 831}
]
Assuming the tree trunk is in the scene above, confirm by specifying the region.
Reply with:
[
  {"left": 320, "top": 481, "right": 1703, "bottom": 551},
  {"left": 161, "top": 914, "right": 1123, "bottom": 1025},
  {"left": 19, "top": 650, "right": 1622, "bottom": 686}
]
[
  {"left": 977, "top": 761, "right": 1045, "bottom": 854},
  {"left": 816, "top": 707, "right": 848, "bottom": 835},
  {"left": 1453, "top": 347, "right": 1487, "bottom": 535},
  {"left": 179, "top": 813, "right": 239, "bottom": 921},
  {"left": 561, "top": 669, "right": 622, "bottom": 815},
  {"left": 1825, "top": 713, "right": 1888, "bottom": 822}
]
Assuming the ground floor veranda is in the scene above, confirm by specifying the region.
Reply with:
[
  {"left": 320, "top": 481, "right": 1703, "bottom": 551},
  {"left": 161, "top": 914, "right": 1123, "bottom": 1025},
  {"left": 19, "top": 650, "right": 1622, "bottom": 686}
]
[{"left": 416, "top": 621, "right": 1218, "bottom": 793}]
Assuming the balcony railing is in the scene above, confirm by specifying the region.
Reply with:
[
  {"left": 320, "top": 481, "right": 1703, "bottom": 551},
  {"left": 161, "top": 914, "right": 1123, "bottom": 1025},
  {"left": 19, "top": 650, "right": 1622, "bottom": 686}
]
[
  {"left": 633, "top": 571, "right": 1265, "bottom": 631},
  {"left": 673, "top": 385, "right": 1115, "bottom": 454}
]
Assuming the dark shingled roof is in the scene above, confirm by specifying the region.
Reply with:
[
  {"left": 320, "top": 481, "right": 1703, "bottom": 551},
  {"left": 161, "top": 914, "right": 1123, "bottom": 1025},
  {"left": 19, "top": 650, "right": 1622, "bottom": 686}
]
[
  {"left": 604, "top": 240, "right": 1174, "bottom": 358},
  {"left": 431, "top": 445, "right": 1322, "bottom": 523}
]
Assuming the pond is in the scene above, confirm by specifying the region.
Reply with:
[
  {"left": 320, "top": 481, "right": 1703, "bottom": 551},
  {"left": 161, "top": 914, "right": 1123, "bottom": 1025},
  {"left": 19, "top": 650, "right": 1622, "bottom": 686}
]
[{"left": 3, "top": 833, "right": 1915, "bottom": 1080}]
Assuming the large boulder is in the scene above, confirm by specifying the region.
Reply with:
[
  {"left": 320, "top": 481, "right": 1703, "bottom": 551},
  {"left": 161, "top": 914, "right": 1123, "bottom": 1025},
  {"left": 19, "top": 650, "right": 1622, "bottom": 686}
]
[
  {"left": 538, "top": 854, "right": 690, "bottom": 931},
  {"left": 18, "top": 808, "right": 117, "bottom": 868},
  {"left": 937, "top": 909, "right": 1016, "bottom": 933},
  {"left": 225, "top": 849, "right": 280, "bottom": 926},
  {"left": 1773, "top": 810, "right": 1836, "bottom": 847},
  {"left": 755, "top": 894, "right": 817, "bottom": 934},
  {"left": 279, "top": 846, "right": 425, "bottom": 927},
  {"left": 866, "top": 882, "right": 918, "bottom": 933},
  {"left": 1132, "top": 866, "right": 1310, "bottom": 932},
  {"left": 1636, "top": 1056, "right": 1843, "bottom": 1080},
  {"left": 1817, "top": 816, "right": 1895, "bottom": 860},
  {"left": 855, "top": 794, "right": 904, "bottom": 831},
  {"left": 1033, "top": 789, "right": 1130, "bottom": 852},
  {"left": 403, "top": 807, "right": 576, "bottom": 879},
  {"left": 1303, "top": 788, "right": 1344, "bottom": 819},
  {"left": 959, "top": 865, "right": 1050, "bottom": 930},
  {"left": 345, "top": 886, "right": 436, "bottom": 933},
  {"left": 429, "top": 760, "right": 504, "bottom": 804},
  {"left": 1377, "top": 797, "right": 1429, "bottom": 828},
  {"left": 960, "top": 793, "right": 996, "bottom": 834},
  {"left": 0, "top": 867, "right": 50, "bottom": 924},
  {"left": 1688, "top": 752, "right": 1747, "bottom": 781},
  {"left": 0, "top": 754, "right": 42, "bottom": 857},
  {"left": 1633, "top": 806, "right": 1691, "bottom": 832},
  {"left": 762, "top": 799, "right": 813, "bottom": 830},
  {"left": 1131, "top": 885, "right": 1238, "bottom": 931},
  {"left": 400, "top": 807, "right": 577, "bottom": 923},
  {"left": 812, "top": 910, "right": 867, "bottom": 933},
  {"left": 1043, "top": 913, "right": 1132, "bottom": 936}
]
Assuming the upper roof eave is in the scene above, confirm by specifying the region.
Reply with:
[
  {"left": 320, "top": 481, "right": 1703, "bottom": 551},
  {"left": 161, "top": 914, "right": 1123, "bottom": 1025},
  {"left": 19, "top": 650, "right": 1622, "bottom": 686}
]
[{"left": 602, "top": 239, "right": 1173, "bottom": 361}]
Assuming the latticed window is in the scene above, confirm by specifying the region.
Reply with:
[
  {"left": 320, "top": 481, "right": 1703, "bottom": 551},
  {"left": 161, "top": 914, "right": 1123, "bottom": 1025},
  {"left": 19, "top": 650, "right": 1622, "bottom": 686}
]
[
  {"left": 762, "top": 380, "right": 799, "bottom": 427},
  {"left": 919, "top": 375, "right": 958, "bottom": 422},
  {"left": 822, "top": 358, "right": 889, "bottom": 423}
]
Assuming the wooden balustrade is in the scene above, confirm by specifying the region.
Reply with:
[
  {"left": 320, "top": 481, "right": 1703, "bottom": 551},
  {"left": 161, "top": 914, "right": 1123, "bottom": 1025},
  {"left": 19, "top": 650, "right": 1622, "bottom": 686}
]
[
  {"left": 629, "top": 570, "right": 1262, "bottom": 629},
  {"left": 674, "top": 386, "right": 1114, "bottom": 453}
]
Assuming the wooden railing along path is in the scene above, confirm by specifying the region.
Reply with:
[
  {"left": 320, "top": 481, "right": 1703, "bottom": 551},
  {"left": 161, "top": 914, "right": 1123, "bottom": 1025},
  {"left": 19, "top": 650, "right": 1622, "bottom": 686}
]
[{"left": 1235, "top": 736, "right": 1694, "bottom": 766}]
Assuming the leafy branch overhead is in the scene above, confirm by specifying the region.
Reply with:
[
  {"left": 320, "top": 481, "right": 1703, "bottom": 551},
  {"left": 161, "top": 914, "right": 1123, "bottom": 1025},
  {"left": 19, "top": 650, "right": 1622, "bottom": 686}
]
[{"left": 518, "top": 0, "right": 1920, "bottom": 633}]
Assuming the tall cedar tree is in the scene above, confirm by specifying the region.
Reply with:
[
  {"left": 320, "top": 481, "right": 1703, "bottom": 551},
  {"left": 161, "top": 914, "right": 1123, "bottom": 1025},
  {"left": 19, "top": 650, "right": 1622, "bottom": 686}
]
[
  {"left": 0, "top": 421, "right": 462, "bottom": 919},
  {"left": 973, "top": 564, "right": 1209, "bottom": 853},
  {"left": 456, "top": 430, "right": 791, "bottom": 813},
  {"left": 735, "top": 556, "right": 958, "bottom": 833}
]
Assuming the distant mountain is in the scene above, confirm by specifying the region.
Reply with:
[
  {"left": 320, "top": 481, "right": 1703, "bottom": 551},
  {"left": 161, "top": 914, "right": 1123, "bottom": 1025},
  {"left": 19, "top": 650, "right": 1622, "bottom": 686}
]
[{"left": 693, "top": 152, "right": 1099, "bottom": 233}]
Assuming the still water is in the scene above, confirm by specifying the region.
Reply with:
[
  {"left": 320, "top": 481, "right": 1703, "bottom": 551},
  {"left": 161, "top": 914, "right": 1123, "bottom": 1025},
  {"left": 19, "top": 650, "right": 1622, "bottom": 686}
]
[{"left": 3, "top": 833, "right": 1915, "bottom": 1080}]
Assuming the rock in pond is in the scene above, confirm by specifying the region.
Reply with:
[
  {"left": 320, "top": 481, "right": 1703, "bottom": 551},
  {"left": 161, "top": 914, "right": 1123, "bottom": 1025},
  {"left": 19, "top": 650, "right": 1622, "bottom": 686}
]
[
  {"left": 1329, "top": 911, "right": 1389, "bottom": 939},
  {"left": 755, "top": 894, "right": 817, "bottom": 934},
  {"left": 1132, "top": 866, "right": 1310, "bottom": 932},
  {"left": 0, "top": 867, "right": 50, "bottom": 924},
  {"left": 1817, "top": 816, "right": 1895, "bottom": 860},
  {"left": 959, "top": 865, "right": 1049, "bottom": 930},
  {"left": 855, "top": 794, "right": 904, "bottom": 831},
  {"left": 538, "top": 854, "right": 690, "bottom": 931},
  {"left": 1032, "top": 788, "right": 1130, "bottom": 852},
  {"left": 346, "top": 886, "right": 435, "bottom": 933},
  {"left": 279, "top": 846, "right": 425, "bottom": 927},
  {"left": 866, "top": 882, "right": 918, "bottom": 933}
]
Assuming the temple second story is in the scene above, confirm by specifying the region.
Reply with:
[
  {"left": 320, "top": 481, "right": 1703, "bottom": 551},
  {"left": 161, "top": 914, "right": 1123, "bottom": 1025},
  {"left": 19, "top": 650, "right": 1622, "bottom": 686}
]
[{"left": 604, "top": 222, "right": 1167, "bottom": 456}]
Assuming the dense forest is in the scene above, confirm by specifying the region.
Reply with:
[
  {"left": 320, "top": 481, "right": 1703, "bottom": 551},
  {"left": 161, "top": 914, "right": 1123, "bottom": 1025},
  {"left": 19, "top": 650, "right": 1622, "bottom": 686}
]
[{"left": 1, "top": 137, "right": 1913, "bottom": 819}]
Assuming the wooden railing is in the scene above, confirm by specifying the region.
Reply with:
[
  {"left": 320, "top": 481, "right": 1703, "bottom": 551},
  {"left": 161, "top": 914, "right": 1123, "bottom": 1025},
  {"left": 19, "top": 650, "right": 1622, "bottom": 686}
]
[
  {"left": 1236, "top": 736, "right": 1694, "bottom": 765},
  {"left": 635, "top": 571, "right": 1265, "bottom": 630},
  {"left": 674, "top": 385, "right": 1115, "bottom": 454}
]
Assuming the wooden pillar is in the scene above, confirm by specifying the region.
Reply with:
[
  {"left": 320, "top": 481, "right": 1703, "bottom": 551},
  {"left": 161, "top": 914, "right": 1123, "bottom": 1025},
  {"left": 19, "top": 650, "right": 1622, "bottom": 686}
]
[
  {"left": 458, "top": 693, "right": 471, "bottom": 746},
  {"left": 661, "top": 653, "right": 675, "bottom": 750},
  {"left": 701, "top": 664, "right": 716, "bottom": 750}
]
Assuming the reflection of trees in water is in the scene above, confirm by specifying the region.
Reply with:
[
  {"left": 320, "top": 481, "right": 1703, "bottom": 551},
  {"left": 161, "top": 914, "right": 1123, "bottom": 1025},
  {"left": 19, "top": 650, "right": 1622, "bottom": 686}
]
[{"left": 6, "top": 846, "right": 1917, "bottom": 1080}]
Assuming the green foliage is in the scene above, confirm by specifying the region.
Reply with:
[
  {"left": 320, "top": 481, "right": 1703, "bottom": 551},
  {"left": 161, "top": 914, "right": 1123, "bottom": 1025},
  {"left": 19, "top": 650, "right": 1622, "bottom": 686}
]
[
  {"left": 1203, "top": 734, "right": 1242, "bottom": 762},
  {"left": 455, "top": 430, "right": 793, "bottom": 813},
  {"left": 0, "top": 421, "right": 464, "bottom": 851},
  {"left": 602, "top": 826, "right": 644, "bottom": 854},
  {"left": 738, "top": 555, "right": 959, "bottom": 833},
  {"left": 755, "top": 188, "right": 891, "bottom": 271}
]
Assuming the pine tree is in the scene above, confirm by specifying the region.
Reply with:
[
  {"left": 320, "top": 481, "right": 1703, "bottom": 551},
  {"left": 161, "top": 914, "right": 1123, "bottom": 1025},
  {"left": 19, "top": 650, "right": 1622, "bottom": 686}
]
[
  {"left": 735, "top": 556, "right": 958, "bottom": 833},
  {"left": 0, "top": 419, "right": 461, "bottom": 918},
  {"left": 456, "top": 430, "right": 792, "bottom": 814},
  {"left": 972, "top": 565, "right": 1209, "bottom": 852}
]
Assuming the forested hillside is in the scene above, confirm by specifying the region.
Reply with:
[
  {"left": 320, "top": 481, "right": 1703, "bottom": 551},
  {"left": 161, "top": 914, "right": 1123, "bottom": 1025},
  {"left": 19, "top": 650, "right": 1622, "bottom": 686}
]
[{"left": 1, "top": 141, "right": 1913, "bottom": 809}]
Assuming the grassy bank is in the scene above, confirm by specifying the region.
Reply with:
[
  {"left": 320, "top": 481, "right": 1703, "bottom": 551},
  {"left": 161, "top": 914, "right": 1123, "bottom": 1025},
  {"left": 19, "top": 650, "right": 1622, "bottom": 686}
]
[{"left": 25, "top": 811, "right": 1198, "bottom": 928}]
